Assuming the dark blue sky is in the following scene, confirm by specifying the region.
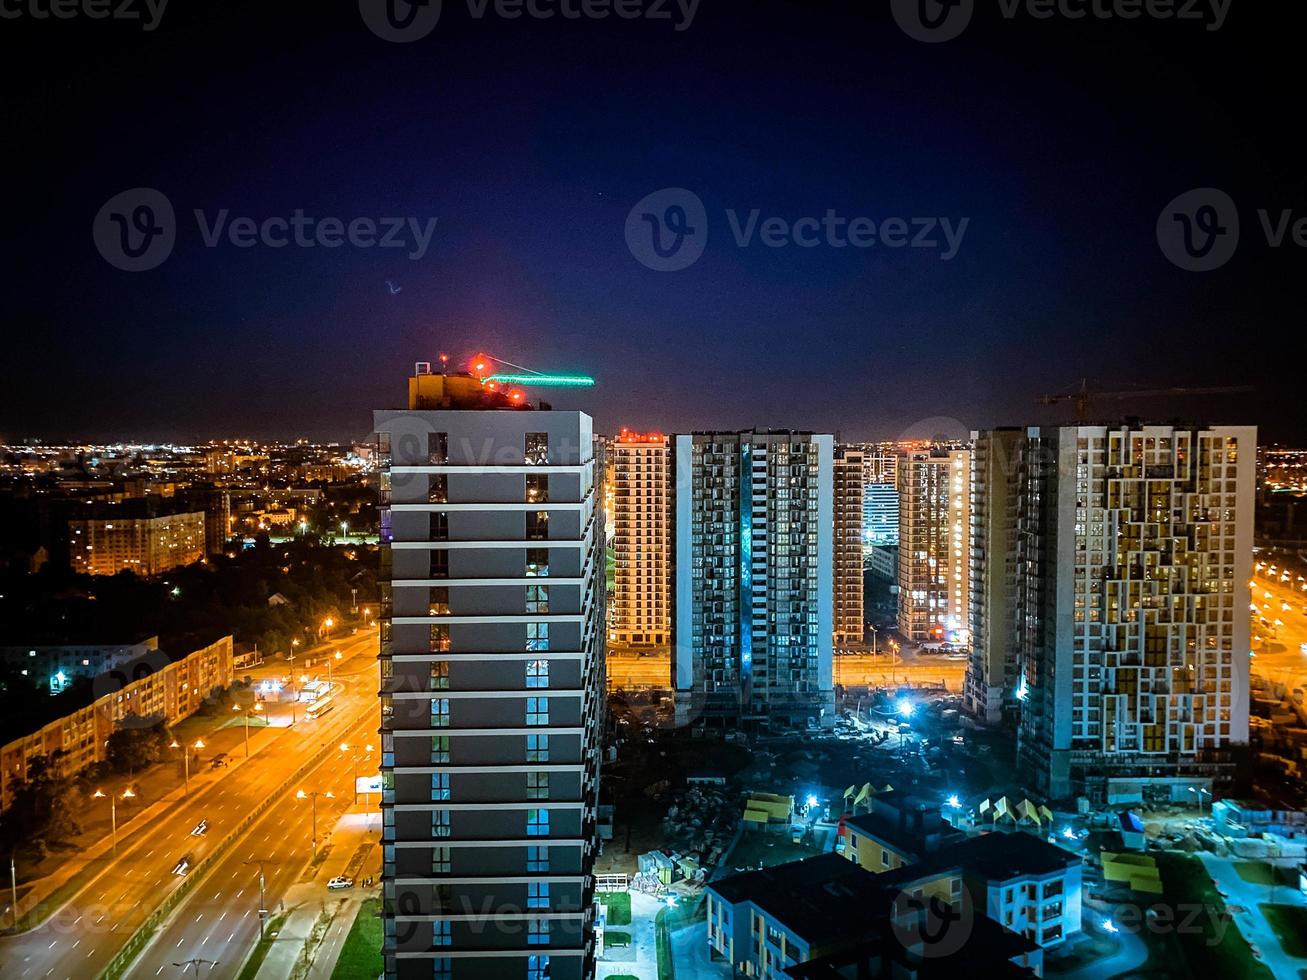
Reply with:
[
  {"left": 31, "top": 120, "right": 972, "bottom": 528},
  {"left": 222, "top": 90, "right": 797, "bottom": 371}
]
[{"left": 2, "top": 0, "right": 1302, "bottom": 443}]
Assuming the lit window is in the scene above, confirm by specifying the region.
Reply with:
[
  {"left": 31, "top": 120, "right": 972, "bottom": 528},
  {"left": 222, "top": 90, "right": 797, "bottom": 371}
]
[
  {"left": 527, "top": 771, "right": 549, "bottom": 800},
  {"left": 527, "top": 734, "right": 549, "bottom": 762},
  {"left": 526, "top": 659, "right": 549, "bottom": 689},
  {"left": 527, "top": 809, "right": 550, "bottom": 838},
  {"left": 526, "top": 623, "right": 549, "bottom": 652},
  {"left": 431, "top": 698, "right": 449, "bottom": 727},
  {"left": 526, "top": 697, "right": 549, "bottom": 726}
]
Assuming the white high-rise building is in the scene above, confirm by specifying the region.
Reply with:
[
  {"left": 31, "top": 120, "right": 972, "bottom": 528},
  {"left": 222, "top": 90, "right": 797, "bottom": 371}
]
[
  {"left": 1012, "top": 424, "right": 1254, "bottom": 802},
  {"left": 673, "top": 430, "right": 835, "bottom": 732}
]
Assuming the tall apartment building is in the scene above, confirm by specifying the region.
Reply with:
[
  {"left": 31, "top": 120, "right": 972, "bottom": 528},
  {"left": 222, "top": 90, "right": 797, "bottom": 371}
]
[
  {"left": 896, "top": 448, "right": 971, "bottom": 643},
  {"left": 375, "top": 365, "right": 604, "bottom": 980},
  {"left": 68, "top": 511, "right": 205, "bottom": 577},
  {"left": 966, "top": 429, "right": 1024, "bottom": 725},
  {"left": 673, "top": 430, "right": 834, "bottom": 732},
  {"left": 611, "top": 431, "right": 671, "bottom": 648},
  {"left": 833, "top": 446, "right": 865, "bottom": 647},
  {"left": 862, "top": 482, "right": 899, "bottom": 550},
  {"left": 1011, "top": 424, "right": 1254, "bottom": 803}
]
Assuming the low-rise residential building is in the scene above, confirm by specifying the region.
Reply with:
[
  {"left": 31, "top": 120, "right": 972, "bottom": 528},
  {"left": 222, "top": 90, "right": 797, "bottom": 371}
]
[
  {"left": 885, "top": 832, "right": 1083, "bottom": 949},
  {"left": 842, "top": 791, "right": 965, "bottom": 872},
  {"left": 0, "top": 635, "right": 234, "bottom": 810},
  {"left": 707, "top": 852, "right": 1044, "bottom": 979},
  {"left": 0, "top": 636, "right": 160, "bottom": 692}
]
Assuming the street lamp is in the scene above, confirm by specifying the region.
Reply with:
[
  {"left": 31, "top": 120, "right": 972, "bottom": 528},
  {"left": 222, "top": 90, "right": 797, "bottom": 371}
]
[
  {"left": 169, "top": 738, "right": 205, "bottom": 797},
  {"left": 1188, "top": 785, "right": 1211, "bottom": 816},
  {"left": 296, "top": 789, "right": 335, "bottom": 857},
  {"left": 93, "top": 787, "right": 136, "bottom": 857},
  {"left": 233, "top": 703, "right": 263, "bottom": 758},
  {"left": 243, "top": 858, "right": 278, "bottom": 939},
  {"left": 339, "top": 742, "right": 376, "bottom": 805},
  {"left": 328, "top": 649, "right": 342, "bottom": 687}
]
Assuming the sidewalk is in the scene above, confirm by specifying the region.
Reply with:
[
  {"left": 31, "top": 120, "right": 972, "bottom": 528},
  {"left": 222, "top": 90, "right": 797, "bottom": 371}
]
[
  {"left": 1201, "top": 852, "right": 1307, "bottom": 978},
  {"left": 254, "top": 807, "right": 383, "bottom": 980},
  {"left": 598, "top": 891, "right": 662, "bottom": 980}
]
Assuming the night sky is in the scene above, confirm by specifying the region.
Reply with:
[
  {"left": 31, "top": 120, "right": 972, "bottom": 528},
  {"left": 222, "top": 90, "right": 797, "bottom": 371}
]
[{"left": 3, "top": 0, "right": 1303, "bottom": 444}]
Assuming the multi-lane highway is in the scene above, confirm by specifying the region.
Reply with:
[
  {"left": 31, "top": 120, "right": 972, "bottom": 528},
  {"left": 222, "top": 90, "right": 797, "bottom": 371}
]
[
  {"left": 1250, "top": 558, "right": 1307, "bottom": 692},
  {"left": 127, "top": 709, "right": 378, "bottom": 979},
  {"left": 0, "top": 630, "right": 378, "bottom": 980}
]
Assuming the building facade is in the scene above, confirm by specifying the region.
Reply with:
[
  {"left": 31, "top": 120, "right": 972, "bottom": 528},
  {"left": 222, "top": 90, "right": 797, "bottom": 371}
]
[
  {"left": 1014, "top": 424, "right": 1255, "bottom": 802},
  {"left": 375, "top": 368, "right": 604, "bottom": 980},
  {"left": 0, "top": 636, "right": 234, "bottom": 810},
  {"left": 896, "top": 449, "right": 971, "bottom": 643},
  {"left": 0, "top": 636, "right": 161, "bottom": 693},
  {"left": 673, "top": 431, "right": 834, "bottom": 732},
  {"left": 611, "top": 431, "right": 671, "bottom": 648},
  {"left": 833, "top": 446, "right": 865, "bottom": 648},
  {"left": 68, "top": 511, "right": 205, "bottom": 577},
  {"left": 967, "top": 429, "right": 1024, "bottom": 725}
]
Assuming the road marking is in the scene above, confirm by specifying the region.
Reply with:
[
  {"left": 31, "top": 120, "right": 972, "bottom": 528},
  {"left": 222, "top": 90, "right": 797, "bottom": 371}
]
[
  {"left": 228, "top": 931, "right": 235, "bottom": 942},
  {"left": 219, "top": 911, "right": 227, "bottom": 921},
  {"left": 156, "top": 967, "right": 165, "bottom": 976},
  {"left": 47, "top": 942, "right": 56, "bottom": 950},
  {"left": 176, "top": 938, "right": 184, "bottom": 947}
]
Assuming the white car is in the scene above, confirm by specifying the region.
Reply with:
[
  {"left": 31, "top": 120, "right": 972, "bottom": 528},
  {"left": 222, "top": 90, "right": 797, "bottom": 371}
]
[
  {"left": 191, "top": 819, "right": 208, "bottom": 837},
  {"left": 172, "top": 855, "right": 193, "bottom": 876},
  {"left": 327, "top": 876, "right": 355, "bottom": 890}
]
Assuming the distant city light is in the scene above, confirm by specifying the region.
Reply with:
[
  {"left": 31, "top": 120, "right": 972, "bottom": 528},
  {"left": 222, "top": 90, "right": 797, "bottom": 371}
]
[
  {"left": 1062, "top": 827, "right": 1076, "bottom": 840},
  {"left": 1101, "top": 918, "right": 1118, "bottom": 934},
  {"left": 946, "top": 795, "right": 961, "bottom": 809},
  {"left": 897, "top": 698, "right": 914, "bottom": 718},
  {"left": 806, "top": 794, "right": 819, "bottom": 809}
]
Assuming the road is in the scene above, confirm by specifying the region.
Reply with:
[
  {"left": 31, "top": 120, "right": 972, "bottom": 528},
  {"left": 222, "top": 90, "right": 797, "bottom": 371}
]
[
  {"left": 0, "top": 629, "right": 378, "bottom": 980},
  {"left": 1249, "top": 561, "right": 1307, "bottom": 692},
  {"left": 607, "top": 650, "right": 966, "bottom": 693},
  {"left": 127, "top": 709, "right": 379, "bottom": 980}
]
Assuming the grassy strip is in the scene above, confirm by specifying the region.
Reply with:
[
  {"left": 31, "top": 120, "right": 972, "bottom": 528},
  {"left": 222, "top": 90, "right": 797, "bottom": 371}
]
[
  {"left": 1260, "top": 904, "right": 1307, "bottom": 959},
  {"left": 605, "top": 930, "right": 632, "bottom": 946},
  {"left": 654, "top": 907, "right": 675, "bottom": 980},
  {"left": 598, "top": 890, "right": 632, "bottom": 925},
  {"left": 332, "top": 898, "right": 383, "bottom": 979},
  {"left": 1153, "top": 854, "right": 1273, "bottom": 980},
  {"left": 235, "top": 912, "right": 290, "bottom": 980}
]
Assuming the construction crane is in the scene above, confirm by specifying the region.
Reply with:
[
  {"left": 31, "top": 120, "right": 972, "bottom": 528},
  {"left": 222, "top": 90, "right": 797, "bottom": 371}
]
[{"left": 1038, "top": 379, "right": 1254, "bottom": 422}]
